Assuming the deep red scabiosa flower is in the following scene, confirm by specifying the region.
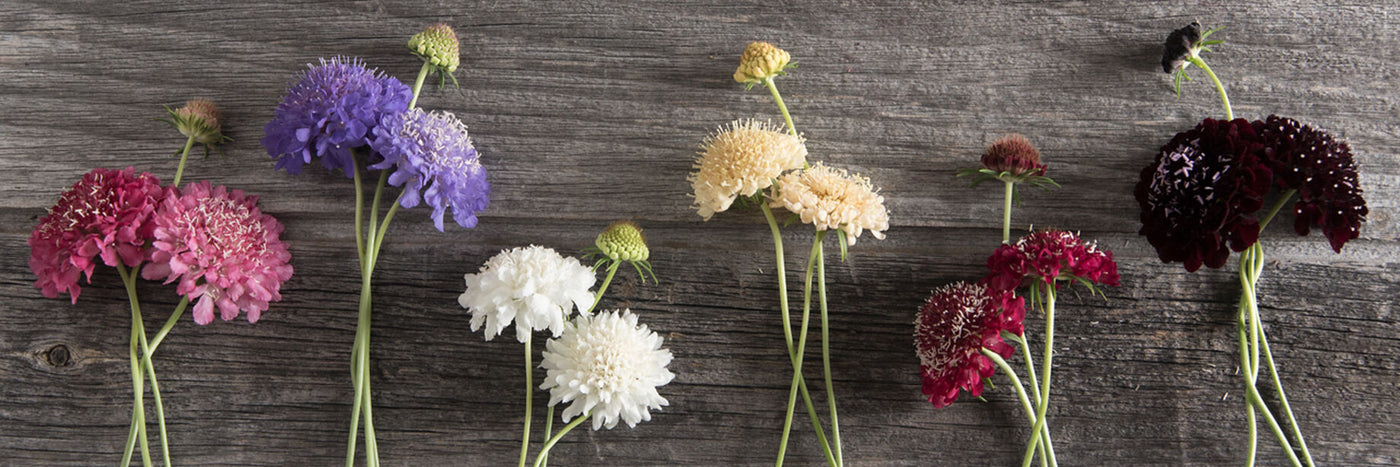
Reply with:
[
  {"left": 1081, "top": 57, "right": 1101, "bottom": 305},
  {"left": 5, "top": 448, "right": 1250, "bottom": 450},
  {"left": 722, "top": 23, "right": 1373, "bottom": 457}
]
[
  {"left": 1134, "top": 118, "right": 1274, "bottom": 272},
  {"left": 1253, "top": 115, "right": 1368, "bottom": 252},
  {"left": 915, "top": 281, "right": 1025, "bottom": 408},
  {"left": 985, "top": 230, "right": 1121, "bottom": 291},
  {"left": 28, "top": 168, "right": 165, "bottom": 303},
  {"left": 981, "top": 134, "right": 1045, "bottom": 176},
  {"left": 142, "top": 182, "right": 293, "bottom": 325}
]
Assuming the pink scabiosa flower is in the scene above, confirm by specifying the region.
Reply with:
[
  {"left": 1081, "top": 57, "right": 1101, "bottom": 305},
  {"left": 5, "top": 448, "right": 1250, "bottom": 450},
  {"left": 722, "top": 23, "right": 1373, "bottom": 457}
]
[
  {"left": 1253, "top": 115, "right": 1368, "bottom": 252},
  {"left": 1134, "top": 118, "right": 1273, "bottom": 272},
  {"left": 142, "top": 182, "right": 293, "bottom": 325},
  {"left": 28, "top": 168, "right": 165, "bottom": 303},
  {"left": 915, "top": 281, "right": 1025, "bottom": 408},
  {"left": 985, "top": 230, "right": 1120, "bottom": 292}
]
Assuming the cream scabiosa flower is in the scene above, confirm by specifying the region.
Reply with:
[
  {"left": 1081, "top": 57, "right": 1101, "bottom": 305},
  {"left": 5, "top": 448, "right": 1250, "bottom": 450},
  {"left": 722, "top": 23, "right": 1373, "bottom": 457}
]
[
  {"left": 770, "top": 163, "right": 890, "bottom": 245},
  {"left": 540, "top": 310, "right": 674, "bottom": 430},
  {"left": 459, "top": 245, "right": 596, "bottom": 343},
  {"left": 690, "top": 119, "right": 807, "bottom": 220}
]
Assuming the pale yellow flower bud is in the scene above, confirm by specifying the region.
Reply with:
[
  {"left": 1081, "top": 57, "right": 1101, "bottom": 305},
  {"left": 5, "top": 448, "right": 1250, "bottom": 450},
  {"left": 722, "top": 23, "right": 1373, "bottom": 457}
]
[{"left": 733, "top": 41, "right": 792, "bottom": 85}]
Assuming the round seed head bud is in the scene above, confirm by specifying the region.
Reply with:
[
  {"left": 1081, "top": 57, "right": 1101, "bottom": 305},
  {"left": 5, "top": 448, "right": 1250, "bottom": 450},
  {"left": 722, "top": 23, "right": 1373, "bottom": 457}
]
[
  {"left": 733, "top": 41, "right": 791, "bottom": 85},
  {"left": 981, "top": 134, "right": 1045, "bottom": 176},
  {"left": 173, "top": 99, "right": 225, "bottom": 145},
  {"left": 409, "top": 23, "right": 460, "bottom": 73},
  {"left": 595, "top": 220, "right": 649, "bottom": 262}
]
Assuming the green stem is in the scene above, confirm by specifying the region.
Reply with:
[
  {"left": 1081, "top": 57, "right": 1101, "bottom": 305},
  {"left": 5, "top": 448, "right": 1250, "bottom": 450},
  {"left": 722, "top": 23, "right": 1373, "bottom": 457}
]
[
  {"left": 1016, "top": 334, "right": 1055, "bottom": 467},
  {"left": 1002, "top": 181, "right": 1014, "bottom": 244},
  {"left": 763, "top": 77, "right": 798, "bottom": 137},
  {"left": 762, "top": 205, "right": 833, "bottom": 466},
  {"left": 815, "top": 236, "right": 842, "bottom": 466},
  {"left": 353, "top": 160, "right": 366, "bottom": 268},
  {"left": 117, "top": 264, "right": 153, "bottom": 467},
  {"left": 1021, "top": 284, "right": 1056, "bottom": 467},
  {"left": 1257, "top": 319, "right": 1316, "bottom": 467},
  {"left": 146, "top": 297, "right": 189, "bottom": 355},
  {"left": 1188, "top": 56, "right": 1232, "bottom": 120},
  {"left": 531, "top": 414, "right": 590, "bottom": 467},
  {"left": 1258, "top": 190, "right": 1296, "bottom": 231},
  {"left": 172, "top": 135, "right": 195, "bottom": 188},
  {"left": 781, "top": 230, "right": 836, "bottom": 467},
  {"left": 588, "top": 262, "right": 621, "bottom": 314},
  {"left": 408, "top": 61, "right": 432, "bottom": 109},
  {"left": 984, "top": 350, "right": 1051, "bottom": 467},
  {"left": 541, "top": 406, "right": 555, "bottom": 467},
  {"left": 1237, "top": 248, "right": 1259, "bottom": 466},
  {"left": 125, "top": 276, "right": 171, "bottom": 467},
  {"left": 122, "top": 400, "right": 139, "bottom": 467},
  {"left": 519, "top": 337, "right": 533, "bottom": 467}
]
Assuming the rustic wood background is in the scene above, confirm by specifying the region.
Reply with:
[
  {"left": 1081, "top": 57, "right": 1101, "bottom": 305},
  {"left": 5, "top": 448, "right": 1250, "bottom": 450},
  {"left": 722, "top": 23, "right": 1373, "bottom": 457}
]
[{"left": 2, "top": 1, "right": 1397, "bottom": 465}]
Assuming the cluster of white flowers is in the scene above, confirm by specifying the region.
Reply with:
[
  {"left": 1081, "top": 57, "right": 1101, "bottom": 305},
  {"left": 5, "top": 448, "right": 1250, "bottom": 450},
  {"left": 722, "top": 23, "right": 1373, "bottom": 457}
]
[
  {"left": 458, "top": 245, "right": 596, "bottom": 343},
  {"left": 540, "top": 310, "right": 675, "bottom": 430}
]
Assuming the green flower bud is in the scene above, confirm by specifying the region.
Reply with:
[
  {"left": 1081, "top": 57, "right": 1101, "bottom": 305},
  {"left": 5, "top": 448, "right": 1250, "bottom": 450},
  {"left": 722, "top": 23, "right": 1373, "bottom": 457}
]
[
  {"left": 596, "top": 220, "right": 650, "bottom": 262},
  {"left": 408, "top": 23, "right": 460, "bottom": 74},
  {"left": 170, "top": 99, "right": 226, "bottom": 146}
]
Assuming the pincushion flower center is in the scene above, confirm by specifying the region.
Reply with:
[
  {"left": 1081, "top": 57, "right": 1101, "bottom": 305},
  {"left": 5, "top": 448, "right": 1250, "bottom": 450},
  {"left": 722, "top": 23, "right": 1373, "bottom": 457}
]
[{"left": 187, "top": 197, "right": 267, "bottom": 261}]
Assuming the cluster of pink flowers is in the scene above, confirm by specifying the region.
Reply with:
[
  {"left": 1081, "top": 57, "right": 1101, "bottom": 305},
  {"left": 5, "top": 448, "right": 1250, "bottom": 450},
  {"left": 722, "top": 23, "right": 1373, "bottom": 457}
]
[
  {"left": 915, "top": 282, "right": 1025, "bottom": 408},
  {"left": 28, "top": 168, "right": 293, "bottom": 324}
]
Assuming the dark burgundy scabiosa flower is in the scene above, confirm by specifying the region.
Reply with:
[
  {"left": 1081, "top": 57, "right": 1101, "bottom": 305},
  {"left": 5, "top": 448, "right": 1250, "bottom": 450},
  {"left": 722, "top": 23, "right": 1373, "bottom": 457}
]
[
  {"left": 1253, "top": 115, "right": 1368, "bottom": 252},
  {"left": 985, "top": 230, "right": 1121, "bottom": 291},
  {"left": 1135, "top": 118, "right": 1274, "bottom": 272},
  {"left": 915, "top": 281, "right": 1025, "bottom": 408},
  {"left": 981, "top": 134, "right": 1046, "bottom": 176},
  {"left": 28, "top": 168, "right": 166, "bottom": 302},
  {"left": 261, "top": 57, "right": 413, "bottom": 177}
]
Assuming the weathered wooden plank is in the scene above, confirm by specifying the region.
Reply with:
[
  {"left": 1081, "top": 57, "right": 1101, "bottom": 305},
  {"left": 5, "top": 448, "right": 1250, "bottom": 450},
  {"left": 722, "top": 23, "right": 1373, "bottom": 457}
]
[{"left": 1, "top": 0, "right": 1397, "bottom": 465}]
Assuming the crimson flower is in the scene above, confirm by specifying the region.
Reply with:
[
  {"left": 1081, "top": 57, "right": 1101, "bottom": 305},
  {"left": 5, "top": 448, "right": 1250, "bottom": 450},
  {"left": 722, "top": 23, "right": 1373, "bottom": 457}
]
[
  {"left": 142, "top": 182, "right": 293, "bottom": 325},
  {"left": 28, "top": 168, "right": 166, "bottom": 303},
  {"left": 985, "top": 230, "right": 1120, "bottom": 292},
  {"left": 1134, "top": 118, "right": 1273, "bottom": 271},
  {"left": 1253, "top": 115, "right": 1368, "bottom": 252},
  {"left": 915, "top": 281, "right": 1025, "bottom": 408}
]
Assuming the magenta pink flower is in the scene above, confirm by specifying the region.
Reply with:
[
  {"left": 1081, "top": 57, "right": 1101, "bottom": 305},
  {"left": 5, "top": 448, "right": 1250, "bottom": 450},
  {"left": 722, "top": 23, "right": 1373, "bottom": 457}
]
[
  {"left": 915, "top": 281, "right": 1025, "bottom": 408},
  {"left": 985, "top": 230, "right": 1120, "bottom": 292},
  {"left": 142, "top": 182, "right": 293, "bottom": 325},
  {"left": 28, "top": 168, "right": 166, "bottom": 303}
]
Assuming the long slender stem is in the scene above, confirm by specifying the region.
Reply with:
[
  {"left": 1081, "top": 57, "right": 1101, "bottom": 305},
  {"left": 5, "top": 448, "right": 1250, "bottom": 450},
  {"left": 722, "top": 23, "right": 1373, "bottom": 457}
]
[
  {"left": 1258, "top": 191, "right": 1296, "bottom": 231},
  {"left": 1257, "top": 320, "right": 1316, "bottom": 466},
  {"left": 1016, "top": 333, "right": 1055, "bottom": 467},
  {"left": 408, "top": 61, "right": 432, "bottom": 109},
  {"left": 146, "top": 297, "right": 189, "bottom": 354},
  {"left": 588, "top": 262, "right": 621, "bottom": 314},
  {"left": 763, "top": 77, "right": 798, "bottom": 137},
  {"left": 1189, "top": 56, "right": 1232, "bottom": 120},
  {"left": 762, "top": 205, "right": 833, "bottom": 466},
  {"left": 125, "top": 272, "right": 171, "bottom": 467},
  {"left": 1002, "top": 181, "right": 1014, "bottom": 244},
  {"left": 519, "top": 337, "right": 534, "bottom": 467},
  {"left": 353, "top": 161, "right": 365, "bottom": 267},
  {"left": 122, "top": 400, "right": 139, "bottom": 467},
  {"left": 172, "top": 135, "right": 195, "bottom": 188},
  {"left": 984, "top": 350, "right": 1050, "bottom": 467},
  {"left": 531, "top": 414, "right": 590, "bottom": 467},
  {"left": 1237, "top": 248, "right": 1260, "bottom": 466},
  {"left": 815, "top": 236, "right": 842, "bottom": 466},
  {"left": 541, "top": 406, "right": 555, "bottom": 467},
  {"left": 117, "top": 265, "right": 152, "bottom": 467},
  {"left": 1021, "top": 284, "right": 1056, "bottom": 467}
]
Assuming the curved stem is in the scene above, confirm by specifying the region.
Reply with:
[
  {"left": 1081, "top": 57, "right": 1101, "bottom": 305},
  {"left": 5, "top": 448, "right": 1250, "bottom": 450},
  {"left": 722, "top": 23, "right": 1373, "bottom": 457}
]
[
  {"left": 126, "top": 278, "right": 171, "bottom": 467},
  {"left": 532, "top": 414, "right": 590, "bottom": 467},
  {"left": 408, "top": 61, "right": 432, "bottom": 109},
  {"left": 172, "top": 135, "right": 195, "bottom": 188},
  {"left": 116, "top": 264, "right": 153, "bottom": 467},
  {"left": 1188, "top": 56, "right": 1232, "bottom": 120},
  {"left": 984, "top": 350, "right": 1051, "bottom": 467},
  {"left": 783, "top": 230, "right": 836, "bottom": 466},
  {"left": 1257, "top": 320, "right": 1316, "bottom": 466},
  {"left": 763, "top": 205, "right": 833, "bottom": 466},
  {"left": 763, "top": 77, "right": 798, "bottom": 137},
  {"left": 1258, "top": 190, "right": 1296, "bottom": 231},
  {"left": 1237, "top": 250, "right": 1260, "bottom": 466},
  {"left": 1016, "top": 332, "right": 1054, "bottom": 466},
  {"left": 1002, "top": 181, "right": 1014, "bottom": 244},
  {"left": 1021, "top": 284, "right": 1056, "bottom": 467},
  {"left": 146, "top": 297, "right": 189, "bottom": 354},
  {"left": 353, "top": 160, "right": 365, "bottom": 268},
  {"left": 519, "top": 337, "right": 534, "bottom": 467},
  {"left": 541, "top": 406, "right": 555, "bottom": 467},
  {"left": 588, "top": 262, "right": 621, "bottom": 315},
  {"left": 816, "top": 236, "right": 842, "bottom": 466}
]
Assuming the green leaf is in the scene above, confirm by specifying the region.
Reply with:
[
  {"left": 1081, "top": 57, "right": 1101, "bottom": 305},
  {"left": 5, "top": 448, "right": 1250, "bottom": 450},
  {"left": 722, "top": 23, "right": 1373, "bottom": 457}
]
[{"left": 1200, "top": 26, "right": 1225, "bottom": 41}]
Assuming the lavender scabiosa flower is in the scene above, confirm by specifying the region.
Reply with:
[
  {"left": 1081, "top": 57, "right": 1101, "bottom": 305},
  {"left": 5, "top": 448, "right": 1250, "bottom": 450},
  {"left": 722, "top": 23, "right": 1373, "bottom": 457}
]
[
  {"left": 261, "top": 57, "right": 412, "bottom": 177},
  {"left": 370, "top": 108, "right": 490, "bottom": 230}
]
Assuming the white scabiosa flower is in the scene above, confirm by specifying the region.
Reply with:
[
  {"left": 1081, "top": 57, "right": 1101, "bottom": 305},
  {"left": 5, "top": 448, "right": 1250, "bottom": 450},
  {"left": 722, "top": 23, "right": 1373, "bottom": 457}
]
[
  {"left": 459, "top": 245, "right": 596, "bottom": 343},
  {"left": 769, "top": 162, "right": 890, "bottom": 245},
  {"left": 540, "top": 310, "right": 675, "bottom": 430},
  {"left": 689, "top": 119, "right": 807, "bottom": 220}
]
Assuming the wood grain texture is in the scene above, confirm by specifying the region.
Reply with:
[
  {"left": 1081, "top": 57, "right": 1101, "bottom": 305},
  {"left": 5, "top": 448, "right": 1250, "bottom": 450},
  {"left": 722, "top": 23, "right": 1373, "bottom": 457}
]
[{"left": 2, "top": 0, "right": 1398, "bottom": 465}]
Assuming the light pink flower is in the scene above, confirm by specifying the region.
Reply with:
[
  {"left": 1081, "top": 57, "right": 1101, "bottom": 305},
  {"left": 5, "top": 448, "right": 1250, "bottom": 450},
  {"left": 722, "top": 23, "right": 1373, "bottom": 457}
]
[
  {"left": 143, "top": 182, "right": 293, "bottom": 325},
  {"left": 28, "top": 168, "right": 165, "bottom": 303}
]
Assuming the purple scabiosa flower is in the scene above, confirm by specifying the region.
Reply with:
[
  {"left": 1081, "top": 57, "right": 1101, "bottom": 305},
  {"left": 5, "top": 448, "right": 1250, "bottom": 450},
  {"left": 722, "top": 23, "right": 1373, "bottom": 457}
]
[
  {"left": 370, "top": 108, "right": 490, "bottom": 230},
  {"left": 261, "top": 57, "right": 412, "bottom": 177},
  {"left": 1253, "top": 115, "right": 1368, "bottom": 252}
]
